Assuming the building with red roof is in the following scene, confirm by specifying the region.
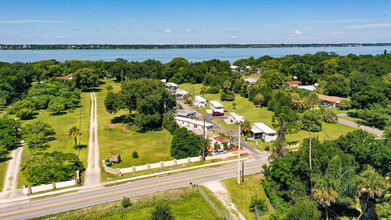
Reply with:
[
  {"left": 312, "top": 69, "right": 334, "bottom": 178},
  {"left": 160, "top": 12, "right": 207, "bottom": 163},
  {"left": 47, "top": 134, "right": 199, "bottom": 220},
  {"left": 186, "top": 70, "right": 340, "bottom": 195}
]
[{"left": 56, "top": 73, "right": 73, "bottom": 80}]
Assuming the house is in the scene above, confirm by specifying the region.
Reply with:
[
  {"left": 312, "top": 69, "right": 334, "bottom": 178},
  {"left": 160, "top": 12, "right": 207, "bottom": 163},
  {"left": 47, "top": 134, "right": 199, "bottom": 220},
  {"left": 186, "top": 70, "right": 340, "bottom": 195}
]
[
  {"left": 250, "top": 123, "right": 278, "bottom": 142},
  {"left": 56, "top": 73, "right": 73, "bottom": 80},
  {"left": 175, "top": 116, "right": 214, "bottom": 132},
  {"left": 244, "top": 78, "right": 258, "bottom": 86},
  {"left": 287, "top": 81, "right": 302, "bottom": 87},
  {"left": 166, "top": 82, "right": 178, "bottom": 94},
  {"left": 317, "top": 94, "right": 341, "bottom": 107},
  {"left": 195, "top": 96, "right": 207, "bottom": 107},
  {"left": 230, "top": 65, "right": 238, "bottom": 72},
  {"left": 175, "top": 88, "right": 188, "bottom": 97},
  {"left": 209, "top": 101, "right": 224, "bottom": 113},
  {"left": 297, "top": 85, "right": 316, "bottom": 92},
  {"left": 228, "top": 112, "right": 244, "bottom": 124},
  {"left": 209, "top": 134, "right": 230, "bottom": 150},
  {"left": 175, "top": 109, "right": 196, "bottom": 118}
]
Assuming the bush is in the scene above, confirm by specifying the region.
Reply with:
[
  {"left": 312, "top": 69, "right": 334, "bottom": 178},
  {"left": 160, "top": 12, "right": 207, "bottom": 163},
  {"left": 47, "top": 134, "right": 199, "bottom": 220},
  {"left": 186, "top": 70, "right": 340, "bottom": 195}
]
[
  {"left": 132, "top": 150, "right": 139, "bottom": 159},
  {"left": 264, "top": 146, "right": 270, "bottom": 151},
  {"left": 121, "top": 196, "right": 132, "bottom": 208},
  {"left": 16, "top": 108, "right": 34, "bottom": 120},
  {"left": 207, "top": 86, "right": 220, "bottom": 94},
  {"left": 220, "top": 91, "right": 235, "bottom": 101},
  {"left": 320, "top": 108, "right": 337, "bottom": 123},
  {"left": 150, "top": 203, "right": 174, "bottom": 220}
]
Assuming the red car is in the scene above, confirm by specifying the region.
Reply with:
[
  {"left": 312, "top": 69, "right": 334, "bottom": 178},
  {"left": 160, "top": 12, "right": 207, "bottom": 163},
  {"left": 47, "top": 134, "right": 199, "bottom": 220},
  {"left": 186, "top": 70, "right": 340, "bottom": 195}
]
[{"left": 212, "top": 111, "right": 224, "bottom": 116}]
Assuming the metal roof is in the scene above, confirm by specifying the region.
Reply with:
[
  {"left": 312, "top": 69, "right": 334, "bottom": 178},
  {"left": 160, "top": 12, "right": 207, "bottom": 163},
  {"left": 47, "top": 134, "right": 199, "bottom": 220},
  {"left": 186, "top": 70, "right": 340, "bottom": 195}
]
[
  {"left": 209, "top": 101, "right": 224, "bottom": 108},
  {"left": 251, "top": 123, "right": 277, "bottom": 134},
  {"left": 175, "top": 116, "right": 213, "bottom": 127}
]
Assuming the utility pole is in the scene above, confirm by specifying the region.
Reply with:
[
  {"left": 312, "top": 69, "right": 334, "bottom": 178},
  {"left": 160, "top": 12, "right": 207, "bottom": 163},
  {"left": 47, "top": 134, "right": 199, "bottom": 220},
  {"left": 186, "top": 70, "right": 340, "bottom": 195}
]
[
  {"left": 238, "top": 123, "right": 241, "bottom": 184},
  {"left": 203, "top": 118, "right": 206, "bottom": 161},
  {"left": 79, "top": 96, "right": 82, "bottom": 147},
  {"left": 242, "top": 161, "right": 244, "bottom": 182}
]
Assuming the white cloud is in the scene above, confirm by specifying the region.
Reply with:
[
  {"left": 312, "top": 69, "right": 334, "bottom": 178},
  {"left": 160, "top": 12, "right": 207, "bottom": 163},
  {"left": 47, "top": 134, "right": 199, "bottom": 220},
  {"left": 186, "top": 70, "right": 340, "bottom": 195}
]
[
  {"left": 294, "top": 30, "right": 302, "bottom": 35},
  {"left": 332, "top": 32, "right": 345, "bottom": 35},
  {"left": 0, "top": 20, "right": 64, "bottom": 24},
  {"left": 163, "top": 28, "right": 172, "bottom": 33},
  {"left": 230, "top": 36, "right": 237, "bottom": 39},
  {"left": 186, "top": 29, "right": 200, "bottom": 32},
  {"left": 347, "top": 23, "right": 391, "bottom": 29}
]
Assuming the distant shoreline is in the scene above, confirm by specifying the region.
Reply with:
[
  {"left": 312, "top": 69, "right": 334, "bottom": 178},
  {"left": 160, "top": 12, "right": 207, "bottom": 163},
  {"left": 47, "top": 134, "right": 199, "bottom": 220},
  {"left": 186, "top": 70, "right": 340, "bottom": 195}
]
[{"left": 1, "top": 43, "right": 391, "bottom": 50}]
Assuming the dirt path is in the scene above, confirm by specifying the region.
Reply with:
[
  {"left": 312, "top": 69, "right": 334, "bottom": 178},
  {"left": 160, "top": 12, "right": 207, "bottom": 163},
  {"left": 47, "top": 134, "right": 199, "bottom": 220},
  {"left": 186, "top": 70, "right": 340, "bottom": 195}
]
[
  {"left": 84, "top": 91, "right": 101, "bottom": 188},
  {"left": 203, "top": 181, "right": 245, "bottom": 220},
  {"left": 1, "top": 141, "right": 24, "bottom": 198}
]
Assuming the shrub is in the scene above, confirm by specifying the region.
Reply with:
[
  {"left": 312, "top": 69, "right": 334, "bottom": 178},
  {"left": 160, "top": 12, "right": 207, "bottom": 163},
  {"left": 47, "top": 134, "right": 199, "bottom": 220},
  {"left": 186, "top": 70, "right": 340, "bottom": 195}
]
[
  {"left": 16, "top": 108, "right": 34, "bottom": 120},
  {"left": 264, "top": 146, "right": 270, "bottom": 151},
  {"left": 320, "top": 108, "right": 337, "bottom": 123},
  {"left": 132, "top": 150, "right": 139, "bottom": 159},
  {"left": 207, "top": 86, "right": 220, "bottom": 94},
  {"left": 150, "top": 203, "right": 174, "bottom": 220},
  {"left": 121, "top": 196, "right": 132, "bottom": 208}
]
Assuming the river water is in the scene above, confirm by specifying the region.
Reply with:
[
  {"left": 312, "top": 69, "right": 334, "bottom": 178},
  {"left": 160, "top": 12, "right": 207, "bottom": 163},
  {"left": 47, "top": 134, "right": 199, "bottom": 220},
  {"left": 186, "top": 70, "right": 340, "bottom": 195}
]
[{"left": 0, "top": 46, "right": 390, "bottom": 63}]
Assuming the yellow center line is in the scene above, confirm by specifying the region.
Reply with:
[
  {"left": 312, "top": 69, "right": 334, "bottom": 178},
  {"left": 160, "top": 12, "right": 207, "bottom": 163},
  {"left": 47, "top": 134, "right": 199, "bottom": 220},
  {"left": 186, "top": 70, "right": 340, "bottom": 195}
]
[{"left": 0, "top": 165, "right": 262, "bottom": 217}]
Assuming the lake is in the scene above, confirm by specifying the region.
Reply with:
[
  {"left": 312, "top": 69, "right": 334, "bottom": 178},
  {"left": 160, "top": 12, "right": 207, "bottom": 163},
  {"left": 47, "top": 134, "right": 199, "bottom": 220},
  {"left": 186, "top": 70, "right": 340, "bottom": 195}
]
[{"left": 1, "top": 46, "right": 390, "bottom": 63}]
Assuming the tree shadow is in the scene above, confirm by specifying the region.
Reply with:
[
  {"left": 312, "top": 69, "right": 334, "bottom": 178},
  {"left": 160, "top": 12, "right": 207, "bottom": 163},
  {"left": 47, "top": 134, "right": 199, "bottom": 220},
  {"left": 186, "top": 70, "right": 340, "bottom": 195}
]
[
  {"left": 110, "top": 115, "right": 133, "bottom": 124},
  {"left": 50, "top": 111, "right": 67, "bottom": 116},
  {"left": 138, "top": 127, "right": 163, "bottom": 133},
  {"left": 74, "top": 144, "right": 88, "bottom": 150}
]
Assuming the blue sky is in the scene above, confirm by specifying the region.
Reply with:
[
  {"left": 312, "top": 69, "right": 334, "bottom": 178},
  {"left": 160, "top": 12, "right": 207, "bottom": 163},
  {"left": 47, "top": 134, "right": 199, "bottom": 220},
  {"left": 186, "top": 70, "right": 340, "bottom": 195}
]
[{"left": 0, "top": 0, "right": 390, "bottom": 44}]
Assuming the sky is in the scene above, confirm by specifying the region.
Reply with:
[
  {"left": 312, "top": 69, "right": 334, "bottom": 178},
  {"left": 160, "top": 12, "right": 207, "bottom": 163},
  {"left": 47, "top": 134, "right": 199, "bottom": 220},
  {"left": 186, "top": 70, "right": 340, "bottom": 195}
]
[{"left": 0, "top": 0, "right": 390, "bottom": 44}]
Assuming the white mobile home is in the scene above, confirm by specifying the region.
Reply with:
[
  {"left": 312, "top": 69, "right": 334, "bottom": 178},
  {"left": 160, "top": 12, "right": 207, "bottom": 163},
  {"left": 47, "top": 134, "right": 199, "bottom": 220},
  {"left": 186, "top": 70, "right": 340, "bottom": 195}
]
[
  {"left": 209, "top": 101, "right": 224, "bottom": 113},
  {"left": 175, "top": 116, "right": 213, "bottom": 132},
  {"left": 228, "top": 112, "right": 244, "bottom": 124},
  {"left": 195, "top": 96, "right": 207, "bottom": 107},
  {"left": 250, "top": 123, "right": 277, "bottom": 142}
]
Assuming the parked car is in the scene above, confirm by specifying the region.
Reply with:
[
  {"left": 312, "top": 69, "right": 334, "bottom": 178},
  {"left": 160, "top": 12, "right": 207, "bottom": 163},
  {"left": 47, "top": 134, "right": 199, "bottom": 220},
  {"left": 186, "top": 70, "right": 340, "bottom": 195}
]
[
  {"left": 212, "top": 149, "right": 227, "bottom": 155},
  {"left": 212, "top": 111, "right": 224, "bottom": 116}
]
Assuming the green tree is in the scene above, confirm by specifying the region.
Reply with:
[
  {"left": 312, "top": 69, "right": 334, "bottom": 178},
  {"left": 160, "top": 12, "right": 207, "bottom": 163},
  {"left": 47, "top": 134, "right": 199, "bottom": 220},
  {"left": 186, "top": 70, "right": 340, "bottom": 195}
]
[
  {"left": 249, "top": 195, "right": 267, "bottom": 213},
  {"left": 311, "top": 175, "right": 338, "bottom": 220},
  {"left": 23, "top": 121, "right": 55, "bottom": 150},
  {"left": 200, "top": 87, "right": 207, "bottom": 98},
  {"left": 241, "top": 120, "right": 252, "bottom": 134},
  {"left": 260, "top": 69, "right": 289, "bottom": 89},
  {"left": 357, "top": 166, "right": 387, "bottom": 219},
  {"left": 0, "top": 118, "right": 21, "bottom": 160},
  {"left": 21, "top": 151, "right": 83, "bottom": 185},
  {"left": 150, "top": 203, "right": 174, "bottom": 220},
  {"left": 301, "top": 110, "right": 323, "bottom": 169},
  {"left": 48, "top": 100, "right": 65, "bottom": 115},
  {"left": 66, "top": 126, "right": 82, "bottom": 156},
  {"left": 16, "top": 108, "right": 34, "bottom": 120},
  {"left": 73, "top": 68, "right": 99, "bottom": 91},
  {"left": 170, "top": 128, "right": 203, "bottom": 159}
]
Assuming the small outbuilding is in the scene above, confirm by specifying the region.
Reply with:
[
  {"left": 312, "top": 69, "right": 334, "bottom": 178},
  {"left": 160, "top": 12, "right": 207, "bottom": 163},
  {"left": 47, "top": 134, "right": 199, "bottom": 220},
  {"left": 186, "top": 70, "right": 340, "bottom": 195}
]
[
  {"left": 209, "top": 101, "right": 224, "bottom": 113},
  {"left": 250, "top": 123, "right": 277, "bottom": 142},
  {"left": 108, "top": 155, "right": 121, "bottom": 163},
  {"left": 287, "top": 81, "right": 302, "bottom": 87}
]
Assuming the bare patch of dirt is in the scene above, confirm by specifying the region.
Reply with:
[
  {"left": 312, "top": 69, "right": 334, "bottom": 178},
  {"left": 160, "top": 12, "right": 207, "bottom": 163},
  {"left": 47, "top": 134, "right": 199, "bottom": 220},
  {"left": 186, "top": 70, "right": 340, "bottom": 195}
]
[{"left": 106, "top": 123, "right": 134, "bottom": 134}]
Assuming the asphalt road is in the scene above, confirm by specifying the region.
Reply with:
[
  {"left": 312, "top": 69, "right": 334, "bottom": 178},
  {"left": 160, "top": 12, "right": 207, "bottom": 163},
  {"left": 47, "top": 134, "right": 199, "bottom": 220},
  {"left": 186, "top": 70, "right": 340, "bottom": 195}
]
[{"left": 0, "top": 158, "right": 268, "bottom": 219}]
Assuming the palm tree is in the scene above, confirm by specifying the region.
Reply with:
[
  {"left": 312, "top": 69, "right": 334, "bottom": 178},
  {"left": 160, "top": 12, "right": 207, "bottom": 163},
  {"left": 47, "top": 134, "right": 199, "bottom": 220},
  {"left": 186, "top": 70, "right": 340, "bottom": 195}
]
[
  {"left": 308, "top": 92, "right": 319, "bottom": 110},
  {"left": 240, "top": 120, "right": 252, "bottom": 134},
  {"left": 200, "top": 87, "right": 207, "bottom": 98},
  {"left": 312, "top": 175, "right": 338, "bottom": 220},
  {"left": 67, "top": 126, "right": 82, "bottom": 156},
  {"left": 357, "top": 166, "right": 387, "bottom": 219},
  {"left": 223, "top": 80, "right": 232, "bottom": 91},
  {"left": 254, "top": 93, "right": 264, "bottom": 106}
]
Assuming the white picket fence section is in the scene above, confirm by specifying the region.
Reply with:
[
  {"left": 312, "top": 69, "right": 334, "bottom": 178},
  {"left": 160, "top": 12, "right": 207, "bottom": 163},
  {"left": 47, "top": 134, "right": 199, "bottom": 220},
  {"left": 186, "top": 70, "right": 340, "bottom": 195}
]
[
  {"left": 119, "top": 151, "right": 240, "bottom": 174},
  {"left": 23, "top": 171, "right": 81, "bottom": 195}
]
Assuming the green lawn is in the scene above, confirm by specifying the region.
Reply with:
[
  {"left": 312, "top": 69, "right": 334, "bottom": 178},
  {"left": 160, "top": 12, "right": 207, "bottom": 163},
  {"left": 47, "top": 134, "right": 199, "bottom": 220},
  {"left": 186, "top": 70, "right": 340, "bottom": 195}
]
[
  {"left": 35, "top": 188, "right": 218, "bottom": 220},
  {"left": 17, "top": 92, "right": 91, "bottom": 187},
  {"left": 180, "top": 83, "right": 357, "bottom": 146},
  {"left": 213, "top": 119, "right": 239, "bottom": 130},
  {"left": 96, "top": 80, "right": 173, "bottom": 171},
  {"left": 0, "top": 153, "right": 10, "bottom": 192},
  {"left": 222, "top": 174, "right": 274, "bottom": 220}
]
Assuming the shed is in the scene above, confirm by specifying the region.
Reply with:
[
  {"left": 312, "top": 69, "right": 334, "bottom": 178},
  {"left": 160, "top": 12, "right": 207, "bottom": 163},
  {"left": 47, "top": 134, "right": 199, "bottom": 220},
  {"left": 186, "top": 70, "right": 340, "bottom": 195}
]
[{"left": 108, "top": 155, "right": 121, "bottom": 163}]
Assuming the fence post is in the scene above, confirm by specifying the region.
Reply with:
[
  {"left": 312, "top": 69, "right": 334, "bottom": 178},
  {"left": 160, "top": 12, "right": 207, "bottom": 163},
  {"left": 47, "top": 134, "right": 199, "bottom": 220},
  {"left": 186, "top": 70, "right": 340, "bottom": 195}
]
[
  {"left": 52, "top": 182, "right": 56, "bottom": 190},
  {"left": 160, "top": 161, "right": 164, "bottom": 168},
  {"left": 187, "top": 157, "right": 191, "bottom": 163},
  {"left": 132, "top": 166, "right": 136, "bottom": 172},
  {"left": 147, "top": 164, "right": 150, "bottom": 169},
  {"left": 173, "top": 159, "right": 177, "bottom": 165}
]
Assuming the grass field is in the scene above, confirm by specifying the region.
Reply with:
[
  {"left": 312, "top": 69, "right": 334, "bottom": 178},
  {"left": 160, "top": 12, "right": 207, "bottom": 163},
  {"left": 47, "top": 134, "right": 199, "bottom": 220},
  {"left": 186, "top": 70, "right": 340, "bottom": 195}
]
[
  {"left": 179, "top": 83, "right": 357, "bottom": 146},
  {"left": 222, "top": 174, "right": 274, "bottom": 220},
  {"left": 34, "top": 188, "right": 218, "bottom": 220},
  {"left": 213, "top": 119, "right": 239, "bottom": 130},
  {"left": 96, "top": 80, "right": 173, "bottom": 170},
  {"left": 17, "top": 92, "right": 91, "bottom": 187}
]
